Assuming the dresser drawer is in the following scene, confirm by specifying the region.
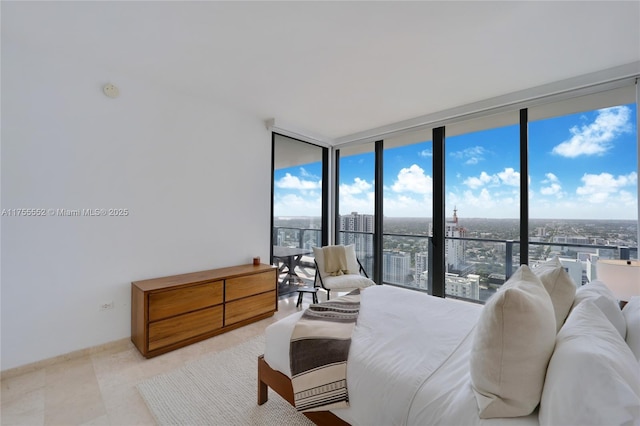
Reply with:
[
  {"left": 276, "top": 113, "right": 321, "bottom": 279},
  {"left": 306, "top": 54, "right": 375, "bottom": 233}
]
[
  {"left": 131, "top": 264, "right": 277, "bottom": 357},
  {"left": 225, "top": 291, "right": 276, "bottom": 325},
  {"left": 148, "top": 305, "right": 223, "bottom": 351},
  {"left": 225, "top": 270, "right": 276, "bottom": 301},
  {"left": 149, "top": 281, "right": 223, "bottom": 322}
]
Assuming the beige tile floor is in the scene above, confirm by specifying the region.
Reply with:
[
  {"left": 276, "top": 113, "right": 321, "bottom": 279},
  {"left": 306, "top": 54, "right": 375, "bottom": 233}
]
[{"left": 1, "top": 293, "right": 324, "bottom": 426}]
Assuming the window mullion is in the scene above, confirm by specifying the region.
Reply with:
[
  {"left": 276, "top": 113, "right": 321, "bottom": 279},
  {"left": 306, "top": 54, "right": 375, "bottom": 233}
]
[
  {"left": 432, "top": 127, "right": 446, "bottom": 298},
  {"left": 519, "top": 108, "right": 529, "bottom": 269}
]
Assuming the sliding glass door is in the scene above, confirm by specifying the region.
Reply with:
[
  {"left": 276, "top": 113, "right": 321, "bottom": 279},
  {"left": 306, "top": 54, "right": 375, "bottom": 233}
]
[{"left": 271, "top": 134, "right": 328, "bottom": 297}]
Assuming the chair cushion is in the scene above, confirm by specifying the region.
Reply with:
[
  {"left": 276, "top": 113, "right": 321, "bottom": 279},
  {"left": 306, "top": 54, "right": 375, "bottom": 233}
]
[{"left": 322, "top": 274, "right": 374, "bottom": 291}]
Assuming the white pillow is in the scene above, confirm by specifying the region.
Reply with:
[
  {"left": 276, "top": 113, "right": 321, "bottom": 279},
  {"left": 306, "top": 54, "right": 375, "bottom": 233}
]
[
  {"left": 532, "top": 257, "right": 577, "bottom": 331},
  {"left": 540, "top": 300, "right": 640, "bottom": 425},
  {"left": 470, "top": 265, "right": 556, "bottom": 418},
  {"left": 622, "top": 296, "right": 640, "bottom": 361},
  {"left": 572, "top": 280, "right": 626, "bottom": 339}
]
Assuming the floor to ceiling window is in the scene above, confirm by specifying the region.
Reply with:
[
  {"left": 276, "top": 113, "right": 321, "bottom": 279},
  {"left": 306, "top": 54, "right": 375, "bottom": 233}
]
[
  {"left": 271, "top": 133, "right": 327, "bottom": 297},
  {"left": 336, "top": 143, "right": 376, "bottom": 277},
  {"left": 329, "top": 79, "right": 638, "bottom": 303},
  {"left": 382, "top": 130, "right": 433, "bottom": 292},
  {"left": 444, "top": 112, "right": 520, "bottom": 302},
  {"left": 528, "top": 88, "right": 638, "bottom": 285}
]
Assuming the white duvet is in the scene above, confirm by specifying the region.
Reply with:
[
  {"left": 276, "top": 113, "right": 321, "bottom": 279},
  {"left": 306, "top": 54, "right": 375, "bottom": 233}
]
[{"left": 264, "top": 285, "right": 539, "bottom": 426}]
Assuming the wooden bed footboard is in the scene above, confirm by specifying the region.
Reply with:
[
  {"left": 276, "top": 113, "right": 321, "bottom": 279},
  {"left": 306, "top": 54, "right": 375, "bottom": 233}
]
[{"left": 257, "top": 355, "right": 350, "bottom": 426}]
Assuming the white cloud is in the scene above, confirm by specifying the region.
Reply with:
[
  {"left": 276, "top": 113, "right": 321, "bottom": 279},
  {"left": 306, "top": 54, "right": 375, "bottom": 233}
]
[
  {"left": 382, "top": 193, "right": 432, "bottom": 217},
  {"left": 464, "top": 171, "right": 494, "bottom": 189},
  {"left": 450, "top": 146, "right": 487, "bottom": 165},
  {"left": 552, "top": 106, "right": 632, "bottom": 158},
  {"left": 273, "top": 193, "right": 321, "bottom": 216},
  {"left": 298, "top": 167, "right": 320, "bottom": 180},
  {"left": 339, "top": 192, "right": 375, "bottom": 215},
  {"left": 340, "top": 177, "right": 372, "bottom": 195},
  {"left": 391, "top": 164, "right": 432, "bottom": 194},
  {"left": 463, "top": 168, "right": 519, "bottom": 189},
  {"left": 418, "top": 149, "right": 432, "bottom": 158},
  {"left": 576, "top": 171, "right": 637, "bottom": 203},
  {"left": 540, "top": 173, "right": 564, "bottom": 197},
  {"left": 447, "top": 188, "right": 519, "bottom": 218},
  {"left": 275, "top": 173, "right": 321, "bottom": 190},
  {"left": 540, "top": 183, "right": 562, "bottom": 196},
  {"left": 339, "top": 178, "right": 375, "bottom": 214},
  {"left": 497, "top": 167, "right": 520, "bottom": 187}
]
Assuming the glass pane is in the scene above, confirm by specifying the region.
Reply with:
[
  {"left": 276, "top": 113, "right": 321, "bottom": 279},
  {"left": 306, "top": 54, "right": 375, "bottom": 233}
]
[
  {"left": 529, "top": 102, "right": 638, "bottom": 283},
  {"left": 445, "top": 123, "right": 520, "bottom": 302},
  {"left": 337, "top": 143, "right": 375, "bottom": 277},
  {"left": 382, "top": 138, "right": 433, "bottom": 292},
  {"left": 272, "top": 134, "right": 324, "bottom": 297}
]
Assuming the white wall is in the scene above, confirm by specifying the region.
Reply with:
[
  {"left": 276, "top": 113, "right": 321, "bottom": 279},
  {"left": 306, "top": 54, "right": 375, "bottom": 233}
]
[{"left": 1, "top": 39, "right": 273, "bottom": 370}]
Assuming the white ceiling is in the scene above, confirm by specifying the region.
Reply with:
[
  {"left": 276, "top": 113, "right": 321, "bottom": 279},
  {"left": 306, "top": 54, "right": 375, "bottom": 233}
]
[{"left": 3, "top": 1, "right": 639, "bottom": 141}]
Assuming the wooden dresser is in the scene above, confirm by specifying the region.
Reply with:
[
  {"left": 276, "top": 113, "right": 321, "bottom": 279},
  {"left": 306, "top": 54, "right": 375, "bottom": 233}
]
[{"left": 131, "top": 263, "right": 277, "bottom": 358}]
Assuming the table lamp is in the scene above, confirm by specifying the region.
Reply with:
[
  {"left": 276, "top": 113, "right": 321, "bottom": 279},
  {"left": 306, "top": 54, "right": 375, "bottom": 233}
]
[{"left": 596, "top": 259, "right": 640, "bottom": 306}]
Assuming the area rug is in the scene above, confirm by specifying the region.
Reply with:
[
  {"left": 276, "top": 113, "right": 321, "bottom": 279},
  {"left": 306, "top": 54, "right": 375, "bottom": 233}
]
[{"left": 137, "top": 335, "right": 314, "bottom": 426}]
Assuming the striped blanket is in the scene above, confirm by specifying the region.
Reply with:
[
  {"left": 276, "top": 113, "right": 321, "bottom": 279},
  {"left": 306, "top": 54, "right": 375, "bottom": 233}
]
[{"left": 289, "top": 289, "right": 361, "bottom": 412}]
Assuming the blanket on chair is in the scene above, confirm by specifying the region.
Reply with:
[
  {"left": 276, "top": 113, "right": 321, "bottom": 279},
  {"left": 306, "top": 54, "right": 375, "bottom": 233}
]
[
  {"left": 323, "top": 245, "right": 349, "bottom": 276},
  {"left": 289, "top": 289, "right": 361, "bottom": 412}
]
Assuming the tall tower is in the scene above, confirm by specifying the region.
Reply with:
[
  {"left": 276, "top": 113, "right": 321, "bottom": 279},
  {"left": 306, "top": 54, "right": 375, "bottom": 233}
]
[
  {"left": 339, "top": 212, "right": 374, "bottom": 274},
  {"left": 445, "top": 207, "right": 466, "bottom": 272},
  {"left": 383, "top": 251, "right": 411, "bottom": 285},
  {"left": 415, "top": 252, "right": 429, "bottom": 289}
]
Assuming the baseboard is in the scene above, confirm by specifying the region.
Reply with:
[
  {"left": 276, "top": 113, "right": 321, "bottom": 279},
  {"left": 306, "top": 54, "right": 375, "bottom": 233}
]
[{"left": 1, "top": 337, "right": 133, "bottom": 380}]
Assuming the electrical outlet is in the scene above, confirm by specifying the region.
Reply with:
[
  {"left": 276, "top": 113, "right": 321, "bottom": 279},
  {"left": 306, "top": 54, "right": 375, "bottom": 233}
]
[{"left": 100, "top": 301, "right": 115, "bottom": 311}]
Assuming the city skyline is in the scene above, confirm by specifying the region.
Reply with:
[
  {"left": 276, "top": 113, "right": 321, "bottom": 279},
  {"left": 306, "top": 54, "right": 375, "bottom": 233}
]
[
  {"left": 274, "top": 103, "right": 638, "bottom": 221},
  {"left": 274, "top": 212, "right": 637, "bottom": 302}
]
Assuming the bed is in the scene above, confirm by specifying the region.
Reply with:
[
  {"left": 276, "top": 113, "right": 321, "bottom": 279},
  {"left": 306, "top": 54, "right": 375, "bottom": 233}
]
[{"left": 258, "top": 260, "right": 640, "bottom": 426}]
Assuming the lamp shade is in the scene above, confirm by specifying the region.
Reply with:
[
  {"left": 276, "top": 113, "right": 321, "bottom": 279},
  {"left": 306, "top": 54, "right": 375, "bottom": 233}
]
[{"left": 596, "top": 259, "right": 640, "bottom": 302}]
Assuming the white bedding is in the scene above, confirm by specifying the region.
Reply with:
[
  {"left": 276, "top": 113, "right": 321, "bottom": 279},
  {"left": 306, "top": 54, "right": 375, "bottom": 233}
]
[{"left": 264, "top": 285, "right": 540, "bottom": 426}]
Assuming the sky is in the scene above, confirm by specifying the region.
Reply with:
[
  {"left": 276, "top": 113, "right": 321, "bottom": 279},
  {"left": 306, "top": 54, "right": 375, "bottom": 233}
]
[{"left": 273, "top": 103, "right": 638, "bottom": 220}]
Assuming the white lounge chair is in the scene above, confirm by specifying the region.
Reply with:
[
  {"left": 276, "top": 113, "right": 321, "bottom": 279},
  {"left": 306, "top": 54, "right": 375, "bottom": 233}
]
[{"left": 312, "top": 244, "right": 375, "bottom": 300}]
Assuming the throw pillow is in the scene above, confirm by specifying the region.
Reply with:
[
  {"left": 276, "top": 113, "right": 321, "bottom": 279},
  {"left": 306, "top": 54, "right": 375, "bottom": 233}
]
[
  {"left": 532, "top": 257, "right": 577, "bottom": 332},
  {"left": 540, "top": 300, "right": 640, "bottom": 425},
  {"left": 470, "top": 265, "right": 556, "bottom": 418},
  {"left": 572, "top": 280, "right": 626, "bottom": 339},
  {"left": 622, "top": 296, "right": 640, "bottom": 361}
]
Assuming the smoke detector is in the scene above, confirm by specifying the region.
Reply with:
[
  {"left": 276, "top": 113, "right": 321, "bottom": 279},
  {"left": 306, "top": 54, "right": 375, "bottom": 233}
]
[{"left": 103, "top": 83, "right": 120, "bottom": 99}]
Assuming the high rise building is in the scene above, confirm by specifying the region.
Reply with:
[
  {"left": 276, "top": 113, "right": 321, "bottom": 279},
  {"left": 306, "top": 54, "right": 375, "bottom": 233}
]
[
  {"left": 429, "top": 207, "right": 467, "bottom": 272},
  {"left": 383, "top": 251, "right": 411, "bottom": 285},
  {"left": 446, "top": 273, "right": 480, "bottom": 300},
  {"left": 445, "top": 208, "right": 466, "bottom": 271},
  {"left": 339, "top": 212, "right": 374, "bottom": 275},
  {"left": 415, "top": 252, "right": 429, "bottom": 289}
]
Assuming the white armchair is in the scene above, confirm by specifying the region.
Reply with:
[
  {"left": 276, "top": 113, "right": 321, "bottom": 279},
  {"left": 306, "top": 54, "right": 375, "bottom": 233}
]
[{"left": 312, "top": 244, "right": 375, "bottom": 300}]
